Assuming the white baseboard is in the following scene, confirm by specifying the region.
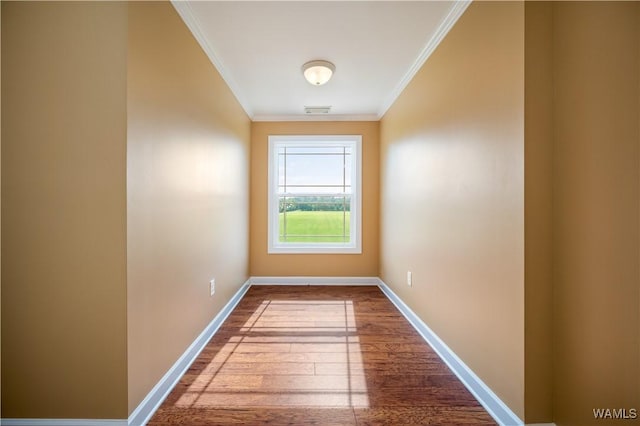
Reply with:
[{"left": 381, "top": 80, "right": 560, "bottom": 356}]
[
  {"left": 0, "top": 420, "right": 126, "bottom": 426},
  {"left": 127, "top": 278, "right": 251, "bottom": 426},
  {"left": 249, "top": 276, "right": 379, "bottom": 285},
  {"left": 3, "top": 277, "right": 531, "bottom": 426},
  {"left": 377, "top": 279, "right": 524, "bottom": 426}
]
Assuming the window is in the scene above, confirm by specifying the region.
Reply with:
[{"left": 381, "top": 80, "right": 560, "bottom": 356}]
[{"left": 268, "top": 135, "right": 362, "bottom": 254}]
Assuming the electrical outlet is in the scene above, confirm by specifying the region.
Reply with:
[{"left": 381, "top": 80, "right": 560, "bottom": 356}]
[
  {"left": 210, "top": 279, "right": 215, "bottom": 296},
  {"left": 407, "top": 271, "right": 412, "bottom": 287}
]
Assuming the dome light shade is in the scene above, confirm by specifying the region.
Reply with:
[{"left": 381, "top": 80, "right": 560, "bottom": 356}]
[{"left": 302, "top": 60, "right": 335, "bottom": 86}]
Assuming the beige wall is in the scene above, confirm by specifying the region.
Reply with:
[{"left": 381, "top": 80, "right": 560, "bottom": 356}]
[
  {"left": 250, "top": 121, "right": 379, "bottom": 277},
  {"left": 1, "top": 1, "right": 251, "bottom": 418},
  {"left": 379, "top": 1, "right": 525, "bottom": 418},
  {"left": 126, "top": 2, "right": 251, "bottom": 413},
  {"left": 524, "top": 2, "right": 553, "bottom": 422},
  {"left": 552, "top": 3, "right": 639, "bottom": 425},
  {"left": 1, "top": 3, "right": 3, "bottom": 413},
  {"left": 1, "top": 2, "right": 3, "bottom": 413},
  {"left": 3, "top": 1, "right": 639, "bottom": 424},
  {"left": 1, "top": 2, "right": 128, "bottom": 418}
]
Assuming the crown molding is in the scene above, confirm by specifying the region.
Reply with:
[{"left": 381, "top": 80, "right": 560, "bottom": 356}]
[
  {"left": 173, "top": 0, "right": 470, "bottom": 123},
  {"left": 252, "top": 113, "right": 379, "bottom": 122},
  {"left": 377, "top": 0, "right": 472, "bottom": 120},
  {"left": 171, "top": 0, "right": 253, "bottom": 119}
]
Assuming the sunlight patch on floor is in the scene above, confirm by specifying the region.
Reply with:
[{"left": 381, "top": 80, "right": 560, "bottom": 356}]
[{"left": 177, "top": 299, "right": 369, "bottom": 408}]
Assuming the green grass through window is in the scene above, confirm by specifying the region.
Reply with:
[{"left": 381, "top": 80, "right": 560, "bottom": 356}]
[{"left": 279, "top": 210, "right": 350, "bottom": 243}]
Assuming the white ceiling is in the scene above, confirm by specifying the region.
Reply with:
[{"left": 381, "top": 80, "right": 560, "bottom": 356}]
[{"left": 172, "top": 1, "right": 470, "bottom": 121}]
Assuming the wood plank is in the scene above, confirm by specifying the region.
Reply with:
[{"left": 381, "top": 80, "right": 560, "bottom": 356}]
[
  {"left": 187, "top": 361, "right": 315, "bottom": 375},
  {"left": 147, "top": 285, "right": 496, "bottom": 425},
  {"left": 313, "top": 361, "right": 451, "bottom": 376},
  {"left": 354, "top": 407, "right": 496, "bottom": 425},
  {"left": 151, "top": 407, "right": 357, "bottom": 425}
]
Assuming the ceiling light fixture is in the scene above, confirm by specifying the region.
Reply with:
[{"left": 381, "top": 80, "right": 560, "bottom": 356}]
[{"left": 302, "top": 60, "right": 335, "bottom": 86}]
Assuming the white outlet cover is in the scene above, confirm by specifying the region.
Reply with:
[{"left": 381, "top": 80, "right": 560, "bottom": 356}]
[
  {"left": 407, "top": 271, "right": 412, "bottom": 287},
  {"left": 210, "top": 279, "right": 216, "bottom": 296}
]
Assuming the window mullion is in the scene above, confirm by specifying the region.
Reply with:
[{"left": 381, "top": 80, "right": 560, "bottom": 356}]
[
  {"left": 343, "top": 146, "right": 347, "bottom": 243},
  {"left": 283, "top": 196, "right": 287, "bottom": 242},
  {"left": 268, "top": 136, "right": 361, "bottom": 253},
  {"left": 283, "top": 147, "right": 287, "bottom": 241}
]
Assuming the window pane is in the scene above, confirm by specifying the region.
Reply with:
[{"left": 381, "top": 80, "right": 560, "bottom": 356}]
[
  {"left": 285, "top": 146, "right": 347, "bottom": 155},
  {"left": 284, "top": 153, "right": 344, "bottom": 187},
  {"left": 268, "top": 135, "right": 360, "bottom": 254},
  {"left": 279, "top": 195, "right": 350, "bottom": 243},
  {"left": 278, "top": 159, "right": 285, "bottom": 187},
  {"left": 344, "top": 159, "right": 352, "bottom": 188},
  {"left": 281, "top": 185, "right": 351, "bottom": 195}
]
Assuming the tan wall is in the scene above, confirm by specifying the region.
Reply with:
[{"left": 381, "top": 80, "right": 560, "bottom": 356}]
[
  {"left": 1, "top": 2, "right": 128, "bottom": 418},
  {"left": 1, "top": 2, "right": 3, "bottom": 413},
  {"left": 249, "top": 121, "right": 379, "bottom": 277},
  {"left": 379, "top": 1, "right": 525, "bottom": 418},
  {"left": 1, "top": 3, "right": 3, "bottom": 413},
  {"left": 127, "top": 2, "right": 251, "bottom": 413},
  {"left": 552, "top": 3, "right": 640, "bottom": 425},
  {"left": 524, "top": 2, "right": 553, "bottom": 422}
]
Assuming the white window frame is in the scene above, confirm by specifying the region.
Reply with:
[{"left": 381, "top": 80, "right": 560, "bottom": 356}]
[{"left": 267, "top": 135, "right": 362, "bottom": 254}]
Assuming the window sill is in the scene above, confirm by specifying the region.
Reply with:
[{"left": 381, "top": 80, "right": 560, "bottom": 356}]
[{"left": 268, "top": 245, "right": 362, "bottom": 254}]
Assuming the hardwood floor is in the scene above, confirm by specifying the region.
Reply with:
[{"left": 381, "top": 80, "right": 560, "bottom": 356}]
[{"left": 148, "top": 285, "right": 496, "bottom": 425}]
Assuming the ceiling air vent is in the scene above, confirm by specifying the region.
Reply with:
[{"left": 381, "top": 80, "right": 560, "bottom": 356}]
[{"left": 304, "top": 106, "right": 331, "bottom": 114}]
